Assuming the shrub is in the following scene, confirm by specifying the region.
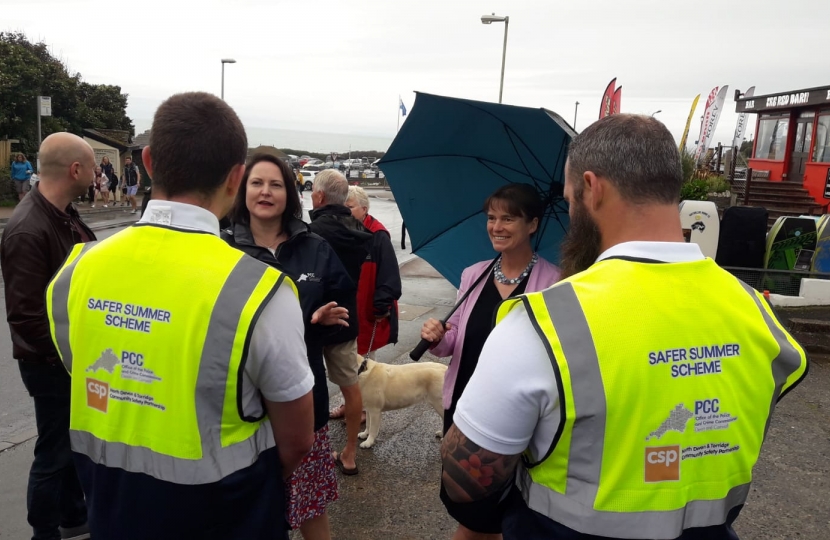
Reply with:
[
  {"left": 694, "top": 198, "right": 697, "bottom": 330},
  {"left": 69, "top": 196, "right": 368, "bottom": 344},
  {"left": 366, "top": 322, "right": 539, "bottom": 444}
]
[
  {"left": 707, "top": 175, "right": 730, "bottom": 194},
  {"left": 680, "top": 179, "right": 710, "bottom": 201},
  {"left": 680, "top": 148, "right": 697, "bottom": 183},
  {"left": 0, "top": 167, "right": 16, "bottom": 202}
]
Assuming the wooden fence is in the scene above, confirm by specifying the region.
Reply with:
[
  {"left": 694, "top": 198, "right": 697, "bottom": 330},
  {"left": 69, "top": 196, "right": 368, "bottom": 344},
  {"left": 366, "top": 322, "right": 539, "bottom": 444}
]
[{"left": 0, "top": 138, "right": 11, "bottom": 170}]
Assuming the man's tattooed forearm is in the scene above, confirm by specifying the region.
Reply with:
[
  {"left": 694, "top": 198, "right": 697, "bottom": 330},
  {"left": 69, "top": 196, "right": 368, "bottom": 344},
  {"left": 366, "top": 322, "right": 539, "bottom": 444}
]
[{"left": 441, "top": 425, "right": 521, "bottom": 503}]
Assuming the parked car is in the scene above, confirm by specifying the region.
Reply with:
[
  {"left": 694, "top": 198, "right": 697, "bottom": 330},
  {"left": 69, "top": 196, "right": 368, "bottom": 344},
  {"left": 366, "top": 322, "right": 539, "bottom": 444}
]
[
  {"left": 342, "top": 158, "right": 364, "bottom": 170},
  {"left": 305, "top": 159, "right": 324, "bottom": 167},
  {"left": 299, "top": 169, "right": 317, "bottom": 190}
]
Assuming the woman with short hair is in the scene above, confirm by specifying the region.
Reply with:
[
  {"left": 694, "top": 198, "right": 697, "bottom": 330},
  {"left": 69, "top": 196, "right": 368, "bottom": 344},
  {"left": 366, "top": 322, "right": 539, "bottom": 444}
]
[
  {"left": 344, "top": 186, "right": 402, "bottom": 359},
  {"left": 421, "top": 183, "right": 562, "bottom": 540}
]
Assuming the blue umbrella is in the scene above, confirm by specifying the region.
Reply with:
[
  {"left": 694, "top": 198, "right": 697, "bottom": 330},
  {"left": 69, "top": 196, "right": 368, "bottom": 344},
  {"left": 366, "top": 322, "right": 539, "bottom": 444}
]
[{"left": 379, "top": 92, "right": 577, "bottom": 287}]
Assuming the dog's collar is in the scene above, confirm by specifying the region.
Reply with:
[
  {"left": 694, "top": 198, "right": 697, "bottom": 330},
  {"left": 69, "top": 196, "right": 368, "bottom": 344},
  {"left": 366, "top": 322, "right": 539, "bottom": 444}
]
[{"left": 357, "top": 358, "right": 368, "bottom": 375}]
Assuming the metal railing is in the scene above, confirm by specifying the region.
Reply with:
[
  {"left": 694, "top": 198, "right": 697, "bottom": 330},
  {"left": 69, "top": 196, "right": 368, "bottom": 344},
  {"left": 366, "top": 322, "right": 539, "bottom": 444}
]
[{"left": 722, "top": 266, "right": 830, "bottom": 297}]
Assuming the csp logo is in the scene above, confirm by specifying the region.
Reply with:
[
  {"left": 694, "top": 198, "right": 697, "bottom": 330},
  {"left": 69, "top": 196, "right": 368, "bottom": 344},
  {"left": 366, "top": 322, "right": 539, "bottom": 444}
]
[
  {"left": 645, "top": 446, "right": 680, "bottom": 483},
  {"left": 86, "top": 378, "right": 109, "bottom": 413}
]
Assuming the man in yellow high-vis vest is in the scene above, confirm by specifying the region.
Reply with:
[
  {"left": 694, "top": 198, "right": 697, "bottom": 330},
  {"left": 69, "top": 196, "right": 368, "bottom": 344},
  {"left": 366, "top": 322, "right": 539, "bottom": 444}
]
[
  {"left": 45, "top": 92, "right": 316, "bottom": 539},
  {"left": 440, "top": 114, "right": 808, "bottom": 540}
]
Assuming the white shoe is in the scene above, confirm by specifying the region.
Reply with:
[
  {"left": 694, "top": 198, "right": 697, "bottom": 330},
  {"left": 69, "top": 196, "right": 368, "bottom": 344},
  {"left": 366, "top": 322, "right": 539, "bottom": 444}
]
[
  {"left": 130, "top": 210, "right": 137, "bottom": 214},
  {"left": 91, "top": 205, "right": 95, "bottom": 208}
]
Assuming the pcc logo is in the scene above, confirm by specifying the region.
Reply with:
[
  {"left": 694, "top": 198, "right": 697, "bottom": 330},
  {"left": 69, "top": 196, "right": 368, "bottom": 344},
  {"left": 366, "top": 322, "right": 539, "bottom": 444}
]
[
  {"left": 86, "top": 378, "right": 109, "bottom": 413},
  {"left": 645, "top": 445, "right": 680, "bottom": 482}
]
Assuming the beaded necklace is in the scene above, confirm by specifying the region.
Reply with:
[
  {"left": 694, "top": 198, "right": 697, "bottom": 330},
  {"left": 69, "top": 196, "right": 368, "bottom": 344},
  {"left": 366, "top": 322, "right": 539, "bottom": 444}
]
[{"left": 494, "top": 253, "right": 538, "bottom": 285}]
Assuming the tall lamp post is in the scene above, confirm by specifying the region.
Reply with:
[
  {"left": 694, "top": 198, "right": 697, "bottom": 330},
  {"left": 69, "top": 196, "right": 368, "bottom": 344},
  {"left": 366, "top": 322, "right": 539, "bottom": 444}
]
[
  {"left": 481, "top": 13, "right": 509, "bottom": 103},
  {"left": 574, "top": 101, "right": 580, "bottom": 130},
  {"left": 221, "top": 58, "right": 236, "bottom": 100},
  {"left": 651, "top": 110, "right": 662, "bottom": 117}
]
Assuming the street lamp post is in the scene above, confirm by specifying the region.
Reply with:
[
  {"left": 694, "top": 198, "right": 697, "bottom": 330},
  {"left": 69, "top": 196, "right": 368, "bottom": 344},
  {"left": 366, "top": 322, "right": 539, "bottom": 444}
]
[
  {"left": 651, "top": 110, "right": 662, "bottom": 117},
  {"left": 221, "top": 58, "right": 236, "bottom": 100},
  {"left": 574, "top": 101, "right": 580, "bottom": 129},
  {"left": 481, "top": 13, "right": 509, "bottom": 103}
]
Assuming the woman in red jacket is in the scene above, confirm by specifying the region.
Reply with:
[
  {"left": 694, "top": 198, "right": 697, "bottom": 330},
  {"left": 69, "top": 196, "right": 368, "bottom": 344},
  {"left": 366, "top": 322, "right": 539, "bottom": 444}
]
[{"left": 346, "top": 186, "right": 402, "bottom": 358}]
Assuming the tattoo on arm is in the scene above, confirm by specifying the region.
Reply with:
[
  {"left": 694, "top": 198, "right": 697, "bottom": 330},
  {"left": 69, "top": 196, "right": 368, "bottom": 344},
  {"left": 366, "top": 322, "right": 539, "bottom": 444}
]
[{"left": 441, "top": 425, "right": 521, "bottom": 503}]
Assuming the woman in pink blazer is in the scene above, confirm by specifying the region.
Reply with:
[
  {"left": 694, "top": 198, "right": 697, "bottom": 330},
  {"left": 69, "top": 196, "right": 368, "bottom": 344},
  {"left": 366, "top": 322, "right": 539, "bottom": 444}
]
[{"left": 421, "top": 184, "right": 561, "bottom": 540}]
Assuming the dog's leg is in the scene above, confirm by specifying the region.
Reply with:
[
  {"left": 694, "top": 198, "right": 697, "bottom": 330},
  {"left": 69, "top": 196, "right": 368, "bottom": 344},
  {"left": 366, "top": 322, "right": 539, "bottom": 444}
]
[
  {"left": 358, "top": 409, "right": 371, "bottom": 441},
  {"left": 428, "top": 393, "right": 445, "bottom": 439},
  {"left": 360, "top": 409, "right": 382, "bottom": 449}
]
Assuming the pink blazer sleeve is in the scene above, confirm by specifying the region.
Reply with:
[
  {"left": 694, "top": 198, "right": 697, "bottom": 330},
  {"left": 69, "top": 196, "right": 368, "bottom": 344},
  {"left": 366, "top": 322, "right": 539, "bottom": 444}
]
[{"left": 429, "top": 266, "right": 472, "bottom": 358}]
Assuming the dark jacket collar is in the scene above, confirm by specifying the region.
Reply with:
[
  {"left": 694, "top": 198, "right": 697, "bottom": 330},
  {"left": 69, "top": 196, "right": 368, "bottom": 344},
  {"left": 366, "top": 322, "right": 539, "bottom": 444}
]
[
  {"left": 230, "top": 217, "right": 310, "bottom": 249},
  {"left": 30, "top": 182, "right": 78, "bottom": 221},
  {"left": 309, "top": 203, "right": 353, "bottom": 222}
]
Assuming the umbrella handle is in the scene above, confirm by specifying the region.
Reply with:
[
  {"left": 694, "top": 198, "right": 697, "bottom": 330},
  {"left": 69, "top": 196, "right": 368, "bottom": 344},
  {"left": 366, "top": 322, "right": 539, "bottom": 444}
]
[
  {"left": 408, "top": 255, "right": 500, "bottom": 362},
  {"left": 409, "top": 338, "right": 433, "bottom": 361}
]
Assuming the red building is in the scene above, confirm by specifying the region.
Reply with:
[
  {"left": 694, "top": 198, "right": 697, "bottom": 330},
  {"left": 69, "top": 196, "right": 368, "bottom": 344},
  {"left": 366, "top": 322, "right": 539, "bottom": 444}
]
[{"left": 736, "top": 84, "right": 830, "bottom": 207}]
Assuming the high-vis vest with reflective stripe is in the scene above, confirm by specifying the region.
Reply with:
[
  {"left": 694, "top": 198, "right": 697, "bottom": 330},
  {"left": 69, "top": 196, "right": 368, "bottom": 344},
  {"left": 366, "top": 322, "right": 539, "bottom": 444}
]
[
  {"left": 46, "top": 224, "right": 297, "bottom": 485},
  {"left": 497, "top": 257, "right": 807, "bottom": 539}
]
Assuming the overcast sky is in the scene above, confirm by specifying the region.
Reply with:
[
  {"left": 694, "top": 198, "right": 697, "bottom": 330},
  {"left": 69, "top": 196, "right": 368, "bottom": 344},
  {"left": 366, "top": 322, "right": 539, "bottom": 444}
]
[{"left": 4, "top": 0, "right": 830, "bottom": 150}]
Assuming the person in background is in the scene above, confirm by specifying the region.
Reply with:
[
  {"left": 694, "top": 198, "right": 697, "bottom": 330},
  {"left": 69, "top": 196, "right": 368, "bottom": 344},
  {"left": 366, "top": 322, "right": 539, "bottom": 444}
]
[
  {"left": 441, "top": 115, "right": 808, "bottom": 540},
  {"left": 98, "top": 167, "right": 110, "bottom": 207},
  {"left": 224, "top": 154, "right": 355, "bottom": 540},
  {"left": 91, "top": 166, "right": 108, "bottom": 208},
  {"left": 309, "top": 169, "right": 373, "bottom": 476},
  {"left": 1, "top": 133, "right": 96, "bottom": 540},
  {"left": 420, "top": 183, "right": 562, "bottom": 540},
  {"left": 296, "top": 169, "right": 305, "bottom": 200},
  {"left": 345, "top": 185, "right": 401, "bottom": 359},
  {"left": 45, "top": 92, "right": 314, "bottom": 539},
  {"left": 121, "top": 155, "right": 141, "bottom": 213},
  {"left": 99, "top": 156, "right": 114, "bottom": 185},
  {"left": 11, "top": 152, "right": 34, "bottom": 201},
  {"left": 86, "top": 176, "right": 96, "bottom": 206}
]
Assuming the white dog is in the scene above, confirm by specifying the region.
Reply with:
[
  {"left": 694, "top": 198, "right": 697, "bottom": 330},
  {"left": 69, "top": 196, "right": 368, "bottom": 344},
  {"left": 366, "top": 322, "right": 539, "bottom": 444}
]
[{"left": 356, "top": 357, "right": 447, "bottom": 449}]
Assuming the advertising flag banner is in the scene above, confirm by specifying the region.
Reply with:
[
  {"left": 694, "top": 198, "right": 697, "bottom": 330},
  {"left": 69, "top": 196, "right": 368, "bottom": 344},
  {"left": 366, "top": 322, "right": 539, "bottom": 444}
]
[
  {"left": 599, "top": 78, "right": 617, "bottom": 119},
  {"left": 679, "top": 94, "right": 701, "bottom": 151},
  {"left": 694, "top": 87, "right": 720, "bottom": 162},
  {"left": 732, "top": 86, "right": 755, "bottom": 149},
  {"left": 612, "top": 87, "right": 622, "bottom": 115}
]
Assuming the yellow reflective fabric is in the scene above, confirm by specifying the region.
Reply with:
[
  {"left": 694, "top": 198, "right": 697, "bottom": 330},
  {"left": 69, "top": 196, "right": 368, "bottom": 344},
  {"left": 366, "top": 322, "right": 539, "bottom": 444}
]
[
  {"left": 497, "top": 257, "right": 807, "bottom": 533},
  {"left": 48, "top": 225, "right": 288, "bottom": 463}
]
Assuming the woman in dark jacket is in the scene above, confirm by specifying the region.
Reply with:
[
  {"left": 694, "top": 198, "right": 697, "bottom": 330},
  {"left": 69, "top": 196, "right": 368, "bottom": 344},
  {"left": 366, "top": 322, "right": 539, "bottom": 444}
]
[
  {"left": 222, "top": 153, "right": 353, "bottom": 540},
  {"left": 100, "top": 156, "right": 115, "bottom": 181}
]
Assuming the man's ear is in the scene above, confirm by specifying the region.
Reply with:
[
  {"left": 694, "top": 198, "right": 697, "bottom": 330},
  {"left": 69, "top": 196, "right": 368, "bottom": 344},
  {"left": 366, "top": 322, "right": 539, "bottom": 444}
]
[
  {"left": 142, "top": 147, "right": 154, "bottom": 178},
  {"left": 582, "top": 171, "right": 606, "bottom": 212},
  {"left": 227, "top": 163, "right": 245, "bottom": 198}
]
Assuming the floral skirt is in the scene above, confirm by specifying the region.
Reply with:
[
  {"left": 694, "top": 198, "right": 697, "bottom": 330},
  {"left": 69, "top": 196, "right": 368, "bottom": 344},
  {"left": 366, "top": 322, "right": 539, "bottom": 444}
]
[{"left": 286, "top": 425, "right": 339, "bottom": 529}]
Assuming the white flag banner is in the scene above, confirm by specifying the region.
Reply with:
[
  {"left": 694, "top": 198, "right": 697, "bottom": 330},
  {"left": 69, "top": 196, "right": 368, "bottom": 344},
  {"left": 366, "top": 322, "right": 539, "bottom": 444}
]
[
  {"left": 694, "top": 87, "right": 718, "bottom": 162},
  {"left": 696, "top": 85, "right": 729, "bottom": 163},
  {"left": 731, "top": 86, "right": 756, "bottom": 149}
]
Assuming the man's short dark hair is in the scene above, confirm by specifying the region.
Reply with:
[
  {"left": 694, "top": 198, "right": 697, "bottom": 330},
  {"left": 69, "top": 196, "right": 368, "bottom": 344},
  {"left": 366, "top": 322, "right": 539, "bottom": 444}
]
[
  {"left": 567, "top": 114, "right": 683, "bottom": 204},
  {"left": 149, "top": 92, "right": 247, "bottom": 198}
]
